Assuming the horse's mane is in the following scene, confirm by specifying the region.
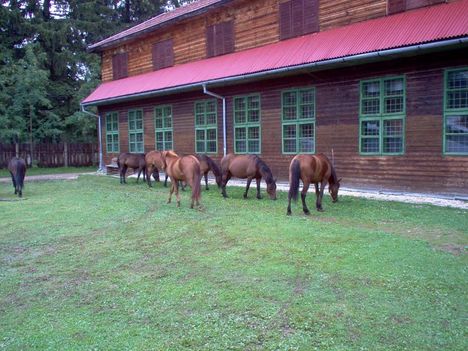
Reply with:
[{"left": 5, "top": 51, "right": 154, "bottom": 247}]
[
  {"left": 200, "top": 154, "right": 221, "bottom": 177},
  {"left": 253, "top": 155, "right": 274, "bottom": 184},
  {"left": 165, "top": 150, "right": 179, "bottom": 158}
]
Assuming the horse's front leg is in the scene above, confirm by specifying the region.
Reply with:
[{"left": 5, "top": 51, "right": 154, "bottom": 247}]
[
  {"left": 164, "top": 174, "right": 169, "bottom": 187},
  {"left": 174, "top": 180, "right": 181, "bottom": 208},
  {"left": 221, "top": 172, "right": 231, "bottom": 198},
  {"left": 167, "top": 181, "right": 175, "bottom": 204},
  {"left": 10, "top": 173, "right": 17, "bottom": 194},
  {"left": 204, "top": 172, "right": 209, "bottom": 190},
  {"left": 244, "top": 177, "right": 253, "bottom": 198},
  {"left": 255, "top": 177, "right": 263, "bottom": 199},
  {"left": 146, "top": 165, "right": 153, "bottom": 187},
  {"left": 316, "top": 181, "right": 326, "bottom": 212},
  {"left": 301, "top": 182, "right": 311, "bottom": 215}
]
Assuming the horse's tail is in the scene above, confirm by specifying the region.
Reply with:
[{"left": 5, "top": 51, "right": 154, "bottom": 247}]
[
  {"left": 192, "top": 161, "right": 202, "bottom": 202},
  {"left": 204, "top": 155, "right": 222, "bottom": 187},
  {"left": 288, "top": 159, "right": 301, "bottom": 202}
]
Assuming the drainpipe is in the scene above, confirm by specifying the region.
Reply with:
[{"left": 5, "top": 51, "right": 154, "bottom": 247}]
[
  {"left": 80, "top": 104, "right": 104, "bottom": 172},
  {"left": 202, "top": 84, "right": 227, "bottom": 157}
]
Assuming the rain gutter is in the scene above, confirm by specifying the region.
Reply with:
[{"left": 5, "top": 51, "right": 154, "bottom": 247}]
[
  {"left": 82, "top": 37, "right": 468, "bottom": 107},
  {"left": 202, "top": 84, "right": 227, "bottom": 157},
  {"left": 80, "top": 104, "right": 104, "bottom": 172}
]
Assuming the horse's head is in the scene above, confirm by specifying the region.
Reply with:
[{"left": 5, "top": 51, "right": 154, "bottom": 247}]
[
  {"left": 329, "top": 178, "right": 342, "bottom": 202},
  {"left": 267, "top": 178, "right": 277, "bottom": 200}
]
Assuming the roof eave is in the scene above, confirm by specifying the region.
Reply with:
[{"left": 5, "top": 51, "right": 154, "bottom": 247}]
[{"left": 82, "top": 36, "right": 468, "bottom": 107}]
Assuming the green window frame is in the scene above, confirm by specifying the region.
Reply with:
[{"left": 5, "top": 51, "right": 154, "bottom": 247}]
[
  {"left": 234, "top": 94, "right": 261, "bottom": 154},
  {"left": 105, "top": 111, "right": 119, "bottom": 153},
  {"left": 128, "top": 109, "right": 144, "bottom": 153},
  {"left": 154, "top": 105, "right": 173, "bottom": 150},
  {"left": 281, "top": 87, "right": 315, "bottom": 154},
  {"left": 359, "top": 76, "right": 406, "bottom": 155},
  {"left": 194, "top": 100, "right": 217, "bottom": 153},
  {"left": 444, "top": 68, "right": 468, "bottom": 155}
]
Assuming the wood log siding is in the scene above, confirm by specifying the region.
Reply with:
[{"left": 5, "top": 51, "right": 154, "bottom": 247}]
[
  {"left": 388, "top": 0, "right": 446, "bottom": 14},
  {"left": 152, "top": 39, "right": 174, "bottom": 70},
  {"left": 99, "top": 49, "right": 468, "bottom": 195}
]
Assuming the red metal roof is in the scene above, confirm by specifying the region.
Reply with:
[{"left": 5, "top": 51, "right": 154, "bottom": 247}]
[
  {"left": 89, "top": 0, "right": 228, "bottom": 51},
  {"left": 83, "top": 0, "right": 468, "bottom": 106}
]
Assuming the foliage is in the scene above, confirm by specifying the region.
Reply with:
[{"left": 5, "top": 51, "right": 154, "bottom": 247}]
[
  {"left": 0, "top": 176, "right": 466, "bottom": 350},
  {"left": 0, "top": 0, "right": 196, "bottom": 144}
]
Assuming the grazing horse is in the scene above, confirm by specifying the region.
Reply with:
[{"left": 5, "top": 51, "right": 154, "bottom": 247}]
[
  {"left": 8, "top": 157, "right": 26, "bottom": 197},
  {"left": 117, "top": 152, "right": 146, "bottom": 184},
  {"left": 286, "top": 154, "right": 341, "bottom": 215},
  {"left": 145, "top": 150, "right": 165, "bottom": 187},
  {"left": 161, "top": 150, "right": 202, "bottom": 208},
  {"left": 220, "top": 154, "right": 277, "bottom": 200}
]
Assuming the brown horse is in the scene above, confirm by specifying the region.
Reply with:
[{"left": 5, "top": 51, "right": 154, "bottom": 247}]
[
  {"left": 117, "top": 152, "right": 146, "bottom": 184},
  {"left": 161, "top": 150, "right": 202, "bottom": 208},
  {"left": 145, "top": 150, "right": 165, "bottom": 187},
  {"left": 8, "top": 157, "right": 26, "bottom": 197},
  {"left": 220, "top": 154, "right": 277, "bottom": 200},
  {"left": 286, "top": 154, "right": 341, "bottom": 215}
]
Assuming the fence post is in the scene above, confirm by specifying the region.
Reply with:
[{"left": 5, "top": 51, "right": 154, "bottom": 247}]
[{"left": 64, "top": 142, "right": 69, "bottom": 167}]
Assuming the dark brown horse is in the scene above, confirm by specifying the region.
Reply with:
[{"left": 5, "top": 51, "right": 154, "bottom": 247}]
[
  {"left": 145, "top": 150, "right": 165, "bottom": 187},
  {"left": 196, "top": 154, "right": 222, "bottom": 190},
  {"left": 117, "top": 152, "right": 146, "bottom": 184},
  {"left": 220, "top": 154, "right": 277, "bottom": 200},
  {"left": 286, "top": 154, "right": 341, "bottom": 215},
  {"left": 8, "top": 157, "right": 26, "bottom": 197},
  {"left": 161, "top": 150, "right": 202, "bottom": 208}
]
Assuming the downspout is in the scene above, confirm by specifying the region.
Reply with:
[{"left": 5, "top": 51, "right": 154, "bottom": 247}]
[
  {"left": 202, "top": 84, "right": 227, "bottom": 157},
  {"left": 80, "top": 104, "right": 105, "bottom": 172}
]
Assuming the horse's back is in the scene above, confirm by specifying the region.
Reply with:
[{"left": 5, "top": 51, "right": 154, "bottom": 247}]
[
  {"left": 222, "top": 154, "right": 257, "bottom": 178},
  {"left": 293, "top": 154, "right": 331, "bottom": 183},
  {"left": 8, "top": 157, "right": 26, "bottom": 173}
]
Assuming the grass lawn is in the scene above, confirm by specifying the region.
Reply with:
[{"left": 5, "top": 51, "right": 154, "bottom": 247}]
[
  {"left": 0, "top": 175, "right": 466, "bottom": 350},
  {"left": 0, "top": 166, "right": 97, "bottom": 178}
]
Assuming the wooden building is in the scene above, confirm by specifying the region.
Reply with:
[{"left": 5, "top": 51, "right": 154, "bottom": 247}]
[{"left": 82, "top": 0, "right": 468, "bottom": 196}]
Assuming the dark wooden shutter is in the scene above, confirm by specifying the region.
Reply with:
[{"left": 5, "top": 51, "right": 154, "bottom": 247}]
[
  {"left": 223, "top": 20, "right": 234, "bottom": 55},
  {"left": 279, "top": 1, "right": 293, "bottom": 40},
  {"left": 303, "top": 0, "right": 319, "bottom": 34},
  {"left": 388, "top": 0, "right": 406, "bottom": 14},
  {"left": 206, "top": 24, "right": 215, "bottom": 57},
  {"left": 112, "top": 52, "right": 128, "bottom": 80},
  {"left": 152, "top": 39, "right": 174, "bottom": 70},
  {"left": 291, "top": 0, "right": 304, "bottom": 37}
]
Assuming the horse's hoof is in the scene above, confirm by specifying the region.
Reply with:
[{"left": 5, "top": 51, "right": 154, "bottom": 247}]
[
  {"left": 304, "top": 210, "right": 311, "bottom": 215},
  {"left": 286, "top": 210, "right": 292, "bottom": 216},
  {"left": 243, "top": 194, "right": 248, "bottom": 199},
  {"left": 317, "top": 208, "right": 324, "bottom": 212},
  {"left": 257, "top": 196, "right": 263, "bottom": 200}
]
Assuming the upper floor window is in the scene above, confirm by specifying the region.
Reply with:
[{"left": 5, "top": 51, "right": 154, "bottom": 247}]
[
  {"left": 388, "top": 0, "right": 445, "bottom": 15},
  {"left": 206, "top": 20, "right": 234, "bottom": 58},
  {"left": 280, "top": 0, "right": 319, "bottom": 41},
  {"left": 152, "top": 39, "right": 174, "bottom": 71},
  {"left": 359, "top": 76, "right": 405, "bottom": 155},
  {"left": 112, "top": 52, "right": 128, "bottom": 80},
  {"left": 282, "top": 88, "right": 315, "bottom": 154},
  {"left": 195, "top": 100, "right": 217, "bottom": 153},
  {"left": 234, "top": 94, "right": 261, "bottom": 154},
  {"left": 128, "top": 109, "right": 144, "bottom": 153},
  {"left": 154, "top": 105, "right": 173, "bottom": 151},
  {"left": 444, "top": 68, "right": 468, "bottom": 155},
  {"left": 105, "top": 112, "right": 119, "bottom": 154}
]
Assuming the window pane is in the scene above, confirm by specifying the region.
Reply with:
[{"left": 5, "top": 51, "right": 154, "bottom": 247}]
[
  {"left": 248, "top": 140, "right": 260, "bottom": 153},
  {"left": 235, "top": 98, "right": 246, "bottom": 111},
  {"left": 301, "top": 104, "right": 314, "bottom": 119},
  {"left": 283, "top": 91, "right": 296, "bottom": 106},
  {"left": 235, "top": 111, "right": 246, "bottom": 124},
  {"left": 446, "top": 115, "right": 468, "bottom": 134},
  {"left": 113, "top": 120, "right": 118, "bottom": 131},
  {"left": 206, "top": 129, "right": 216, "bottom": 141},
  {"left": 448, "top": 70, "right": 468, "bottom": 90},
  {"left": 166, "top": 142, "right": 173, "bottom": 150},
  {"left": 136, "top": 133, "right": 143, "bottom": 142},
  {"left": 384, "top": 78, "right": 404, "bottom": 96},
  {"left": 129, "top": 119, "right": 135, "bottom": 130},
  {"left": 156, "top": 142, "right": 164, "bottom": 150},
  {"left": 196, "top": 142, "right": 205, "bottom": 153},
  {"left": 236, "top": 140, "right": 246, "bottom": 153},
  {"left": 283, "top": 106, "right": 297, "bottom": 120},
  {"left": 383, "top": 137, "right": 403, "bottom": 153},
  {"left": 206, "top": 101, "right": 216, "bottom": 113},
  {"left": 206, "top": 141, "right": 217, "bottom": 153},
  {"left": 384, "top": 119, "right": 403, "bottom": 136},
  {"left": 248, "top": 126, "right": 259, "bottom": 139},
  {"left": 130, "top": 133, "right": 136, "bottom": 142},
  {"left": 248, "top": 109, "right": 260, "bottom": 123},
  {"left": 384, "top": 97, "right": 404, "bottom": 114},
  {"left": 235, "top": 128, "right": 246, "bottom": 140},
  {"left": 206, "top": 113, "right": 217, "bottom": 125},
  {"left": 165, "top": 131, "right": 173, "bottom": 142},
  {"left": 283, "top": 124, "right": 296, "bottom": 139},
  {"left": 299, "top": 123, "right": 314, "bottom": 138},
  {"left": 447, "top": 91, "right": 468, "bottom": 109},
  {"left": 362, "top": 98, "right": 380, "bottom": 115},
  {"left": 196, "top": 114, "right": 205, "bottom": 126},
  {"left": 195, "top": 103, "right": 204, "bottom": 114},
  {"left": 362, "top": 81, "right": 380, "bottom": 98},
  {"left": 155, "top": 108, "right": 163, "bottom": 118},
  {"left": 283, "top": 139, "right": 296, "bottom": 153},
  {"left": 136, "top": 118, "right": 143, "bottom": 130},
  {"left": 164, "top": 116, "right": 172, "bottom": 128},
  {"left": 361, "top": 138, "right": 379, "bottom": 153},
  {"left": 155, "top": 117, "right": 163, "bottom": 129},
  {"left": 446, "top": 134, "right": 468, "bottom": 153},
  {"left": 361, "top": 120, "right": 380, "bottom": 136},
  {"left": 196, "top": 129, "right": 205, "bottom": 140}
]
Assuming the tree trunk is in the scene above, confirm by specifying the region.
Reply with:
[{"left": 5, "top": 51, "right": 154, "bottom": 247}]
[{"left": 64, "top": 142, "right": 69, "bottom": 167}]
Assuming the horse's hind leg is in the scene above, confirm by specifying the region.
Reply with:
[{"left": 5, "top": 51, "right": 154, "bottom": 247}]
[
  {"left": 10, "top": 172, "right": 17, "bottom": 194},
  {"left": 204, "top": 172, "right": 209, "bottom": 190},
  {"left": 167, "top": 182, "right": 175, "bottom": 204},
  {"left": 301, "top": 182, "right": 311, "bottom": 215},
  {"left": 316, "top": 181, "right": 326, "bottom": 212},
  {"left": 255, "top": 177, "right": 262, "bottom": 200},
  {"left": 164, "top": 174, "right": 169, "bottom": 187},
  {"left": 244, "top": 178, "right": 253, "bottom": 199}
]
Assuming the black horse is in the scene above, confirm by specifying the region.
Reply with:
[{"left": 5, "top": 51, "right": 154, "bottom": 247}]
[{"left": 8, "top": 157, "right": 26, "bottom": 197}]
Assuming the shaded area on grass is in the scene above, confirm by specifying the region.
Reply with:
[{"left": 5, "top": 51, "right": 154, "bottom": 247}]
[{"left": 0, "top": 175, "right": 467, "bottom": 350}]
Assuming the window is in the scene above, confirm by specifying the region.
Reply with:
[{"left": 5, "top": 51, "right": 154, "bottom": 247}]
[
  {"left": 280, "top": 0, "right": 319, "bottom": 40},
  {"left": 128, "top": 109, "right": 144, "bottom": 153},
  {"left": 105, "top": 112, "right": 119, "bottom": 153},
  {"left": 282, "top": 88, "right": 315, "bottom": 154},
  {"left": 206, "top": 20, "right": 234, "bottom": 58},
  {"left": 195, "top": 100, "right": 217, "bottom": 153},
  {"left": 444, "top": 68, "right": 468, "bottom": 155},
  {"left": 152, "top": 39, "right": 174, "bottom": 71},
  {"left": 234, "top": 94, "right": 261, "bottom": 153},
  {"left": 112, "top": 52, "right": 128, "bottom": 80},
  {"left": 359, "top": 76, "right": 405, "bottom": 155},
  {"left": 154, "top": 105, "right": 173, "bottom": 150}
]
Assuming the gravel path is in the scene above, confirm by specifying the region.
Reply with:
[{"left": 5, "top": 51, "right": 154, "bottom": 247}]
[{"left": 1, "top": 172, "right": 466, "bottom": 210}]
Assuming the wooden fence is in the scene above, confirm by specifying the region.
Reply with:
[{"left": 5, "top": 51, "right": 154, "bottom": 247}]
[{"left": 0, "top": 143, "right": 99, "bottom": 168}]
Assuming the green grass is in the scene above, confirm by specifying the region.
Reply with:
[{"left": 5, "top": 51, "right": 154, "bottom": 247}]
[
  {"left": 0, "top": 175, "right": 467, "bottom": 350},
  {"left": 0, "top": 166, "right": 97, "bottom": 178}
]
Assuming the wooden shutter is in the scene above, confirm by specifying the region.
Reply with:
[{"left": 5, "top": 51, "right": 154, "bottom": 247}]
[
  {"left": 112, "top": 52, "right": 128, "bottom": 80},
  {"left": 279, "top": 1, "right": 293, "bottom": 40},
  {"left": 388, "top": 0, "right": 406, "bottom": 14},
  {"left": 207, "top": 21, "right": 234, "bottom": 57},
  {"left": 303, "top": 0, "right": 319, "bottom": 34},
  {"left": 291, "top": 0, "right": 304, "bottom": 37},
  {"left": 223, "top": 20, "right": 234, "bottom": 55},
  {"left": 152, "top": 39, "right": 174, "bottom": 70},
  {"left": 206, "top": 24, "right": 215, "bottom": 57}
]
